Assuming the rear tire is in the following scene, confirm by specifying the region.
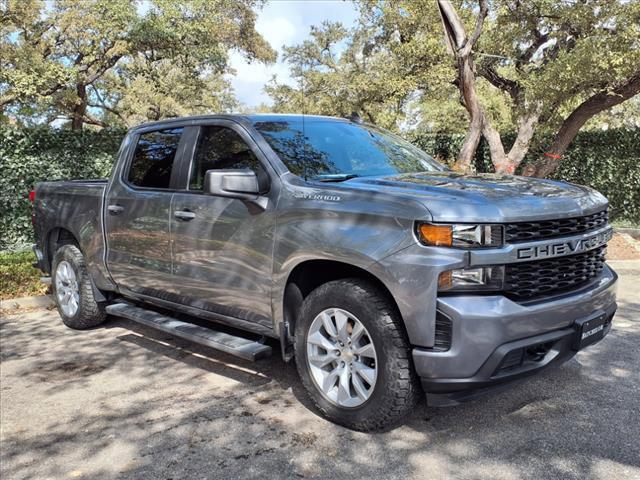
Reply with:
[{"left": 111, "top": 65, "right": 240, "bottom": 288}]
[
  {"left": 294, "top": 278, "right": 421, "bottom": 431},
  {"left": 52, "top": 244, "right": 106, "bottom": 330}
]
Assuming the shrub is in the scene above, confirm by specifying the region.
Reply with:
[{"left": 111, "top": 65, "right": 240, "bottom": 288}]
[
  {"left": 0, "top": 250, "right": 49, "bottom": 300},
  {"left": 0, "top": 126, "right": 124, "bottom": 250}
]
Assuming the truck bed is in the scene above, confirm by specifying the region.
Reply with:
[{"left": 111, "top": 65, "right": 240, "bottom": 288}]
[{"left": 33, "top": 178, "right": 111, "bottom": 289}]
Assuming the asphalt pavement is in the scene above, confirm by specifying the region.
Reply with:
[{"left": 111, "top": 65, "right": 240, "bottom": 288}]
[{"left": 1, "top": 261, "right": 639, "bottom": 480}]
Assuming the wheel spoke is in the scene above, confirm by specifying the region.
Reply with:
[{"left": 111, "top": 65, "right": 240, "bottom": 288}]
[
  {"left": 351, "top": 370, "right": 369, "bottom": 400},
  {"left": 62, "top": 263, "right": 71, "bottom": 282},
  {"left": 354, "top": 362, "right": 376, "bottom": 385},
  {"left": 337, "top": 368, "right": 351, "bottom": 404},
  {"left": 307, "top": 331, "right": 336, "bottom": 352},
  {"left": 320, "top": 311, "right": 338, "bottom": 338},
  {"left": 350, "top": 321, "right": 364, "bottom": 344},
  {"left": 355, "top": 342, "right": 375, "bottom": 359},
  {"left": 308, "top": 352, "right": 336, "bottom": 368},
  {"left": 334, "top": 310, "right": 350, "bottom": 344},
  {"left": 322, "top": 367, "right": 340, "bottom": 392},
  {"left": 62, "top": 290, "right": 71, "bottom": 306}
]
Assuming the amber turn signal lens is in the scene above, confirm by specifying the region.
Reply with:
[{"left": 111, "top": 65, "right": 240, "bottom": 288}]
[
  {"left": 418, "top": 224, "right": 453, "bottom": 246},
  {"left": 438, "top": 271, "right": 452, "bottom": 289}
]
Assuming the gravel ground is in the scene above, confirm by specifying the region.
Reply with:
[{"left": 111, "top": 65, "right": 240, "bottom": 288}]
[{"left": 1, "top": 261, "right": 639, "bottom": 480}]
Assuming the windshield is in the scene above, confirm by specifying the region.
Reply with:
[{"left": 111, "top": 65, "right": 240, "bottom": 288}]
[{"left": 252, "top": 118, "right": 446, "bottom": 180}]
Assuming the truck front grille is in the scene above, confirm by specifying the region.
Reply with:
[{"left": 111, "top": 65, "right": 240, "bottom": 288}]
[
  {"left": 504, "top": 246, "right": 606, "bottom": 300},
  {"left": 504, "top": 209, "right": 608, "bottom": 243}
]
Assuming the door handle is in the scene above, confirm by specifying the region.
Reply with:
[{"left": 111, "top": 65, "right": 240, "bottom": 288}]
[
  {"left": 107, "top": 205, "right": 124, "bottom": 215},
  {"left": 174, "top": 210, "right": 196, "bottom": 221}
]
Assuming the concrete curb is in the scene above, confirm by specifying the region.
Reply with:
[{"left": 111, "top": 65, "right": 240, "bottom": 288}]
[
  {"left": 615, "top": 227, "right": 640, "bottom": 240},
  {"left": 0, "top": 295, "right": 54, "bottom": 312},
  {"left": 607, "top": 260, "right": 640, "bottom": 275}
]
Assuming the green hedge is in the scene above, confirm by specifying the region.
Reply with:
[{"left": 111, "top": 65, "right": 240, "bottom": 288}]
[
  {"left": 0, "top": 126, "right": 638, "bottom": 251},
  {"left": 0, "top": 126, "right": 124, "bottom": 250}
]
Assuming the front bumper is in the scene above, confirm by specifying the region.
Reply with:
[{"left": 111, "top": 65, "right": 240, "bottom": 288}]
[{"left": 414, "top": 265, "right": 618, "bottom": 395}]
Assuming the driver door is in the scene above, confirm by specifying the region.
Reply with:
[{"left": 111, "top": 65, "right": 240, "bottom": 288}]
[{"left": 168, "top": 121, "right": 278, "bottom": 328}]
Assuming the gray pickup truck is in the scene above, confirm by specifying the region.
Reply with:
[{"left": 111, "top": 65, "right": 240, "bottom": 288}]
[{"left": 32, "top": 114, "right": 617, "bottom": 431}]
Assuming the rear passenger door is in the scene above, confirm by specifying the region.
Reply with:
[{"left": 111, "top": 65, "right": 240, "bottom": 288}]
[
  {"left": 169, "top": 121, "right": 278, "bottom": 328},
  {"left": 105, "top": 126, "right": 187, "bottom": 298}
]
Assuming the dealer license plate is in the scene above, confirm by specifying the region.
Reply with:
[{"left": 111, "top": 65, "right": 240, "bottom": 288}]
[{"left": 573, "top": 312, "right": 609, "bottom": 351}]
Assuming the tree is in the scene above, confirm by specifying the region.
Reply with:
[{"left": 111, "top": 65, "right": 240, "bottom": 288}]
[
  {"left": 268, "top": 0, "right": 640, "bottom": 177},
  {"left": 437, "top": 0, "right": 640, "bottom": 175},
  {"left": 265, "top": 16, "right": 448, "bottom": 132},
  {"left": 0, "top": 0, "right": 276, "bottom": 129}
]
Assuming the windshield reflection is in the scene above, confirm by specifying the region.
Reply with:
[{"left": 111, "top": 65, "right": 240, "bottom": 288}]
[{"left": 253, "top": 119, "right": 446, "bottom": 180}]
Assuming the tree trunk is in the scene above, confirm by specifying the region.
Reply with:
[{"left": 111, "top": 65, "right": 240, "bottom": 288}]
[
  {"left": 71, "top": 83, "right": 87, "bottom": 131},
  {"left": 523, "top": 70, "right": 640, "bottom": 177},
  {"left": 484, "top": 107, "right": 540, "bottom": 174},
  {"left": 453, "top": 57, "right": 484, "bottom": 172},
  {"left": 437, "top": 0, "right": 488, "bottom": 172}
]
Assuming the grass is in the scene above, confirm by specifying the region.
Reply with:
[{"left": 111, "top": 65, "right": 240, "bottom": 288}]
[{"left": 0, "top": 250, "right": 49, "bottom": 300}]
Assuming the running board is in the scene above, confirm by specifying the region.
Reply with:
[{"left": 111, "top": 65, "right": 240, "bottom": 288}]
[{"left": 105, "top": 302, "right": 272, "bottom": 361}]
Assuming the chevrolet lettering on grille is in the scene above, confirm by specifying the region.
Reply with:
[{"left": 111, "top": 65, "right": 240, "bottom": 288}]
[{"left": 516, "top": 228, "right": 613, "bottom": 260}]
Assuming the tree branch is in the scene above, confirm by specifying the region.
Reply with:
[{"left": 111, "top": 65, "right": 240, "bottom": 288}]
[
  {"left": 523, "top": 70, "right": 640, "bottom": 177},
  {"left": 478, "top": 61, "right": 521, "bottom": 101},
  {"left": 461, "top": 0, "right": 489, "bottom": 57}
]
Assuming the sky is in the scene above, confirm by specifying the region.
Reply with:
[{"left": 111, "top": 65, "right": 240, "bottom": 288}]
[{"left": 228, "top": 0, "right": 360, "bottom": 109}]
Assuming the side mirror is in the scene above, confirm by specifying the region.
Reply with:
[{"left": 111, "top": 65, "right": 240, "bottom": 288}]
[{"left": 204, "top": 169, "right": 260, "bottom": 200}]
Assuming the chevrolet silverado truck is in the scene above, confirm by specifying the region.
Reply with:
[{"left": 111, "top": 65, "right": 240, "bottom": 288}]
[{"left": 32, "top": 114, "right": 617, "bottom": 431}]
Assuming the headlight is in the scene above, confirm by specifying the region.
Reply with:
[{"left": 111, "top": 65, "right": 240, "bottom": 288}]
[
  {"left": 438, "top": 266, "right": 504, "bottom": 292},
  {"left": 416, "top": 223, "right": 503, "bottom": 248}
]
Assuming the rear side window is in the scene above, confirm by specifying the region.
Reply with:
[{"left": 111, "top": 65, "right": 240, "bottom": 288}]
[
  {"left": 127, "top": 128, "right": 183, "bottom": 189},
  {"left": 189, "top": 126, "right": 264, "bottom": 191}
]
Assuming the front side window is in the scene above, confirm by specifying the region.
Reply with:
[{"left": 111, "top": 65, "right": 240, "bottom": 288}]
[
  {"left": 189, "top": 126, "right": 264, "bottom": 191},
  {"left": 252, "top": 119, "right": 446, "bottom": 180},
  {"left": 127, "top": 127, "right": 183, "bottom": 189}
]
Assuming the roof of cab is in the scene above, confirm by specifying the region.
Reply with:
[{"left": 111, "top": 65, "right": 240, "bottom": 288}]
[{"left": 128, "top": 113, "right": 350, "bottom": 132}]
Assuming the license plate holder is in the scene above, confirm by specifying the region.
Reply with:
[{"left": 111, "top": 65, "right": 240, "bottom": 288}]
[{"left": 573, "top": 312, "right": 608, "bottom": 351}]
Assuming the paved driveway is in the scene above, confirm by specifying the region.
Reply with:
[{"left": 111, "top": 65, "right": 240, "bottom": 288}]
[{"left": 1, "top": 261, "right": 639, "bottom": 480}]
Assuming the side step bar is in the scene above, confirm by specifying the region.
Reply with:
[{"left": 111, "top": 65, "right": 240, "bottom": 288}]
[{"left": 105, "top": 302, "right": 272, "bottom": 361}]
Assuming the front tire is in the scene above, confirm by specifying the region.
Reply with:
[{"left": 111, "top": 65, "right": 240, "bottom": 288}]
[
  {"left": 294, "top": 278, "right": 421, "bottom": 431},
  {"left": 52, "top": 244, "right": 106, "bottom": 330}
]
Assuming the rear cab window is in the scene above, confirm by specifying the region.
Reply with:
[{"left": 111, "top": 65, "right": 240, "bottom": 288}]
[{"left": 127, "top": 127, "right": 184, "bottom": 189}]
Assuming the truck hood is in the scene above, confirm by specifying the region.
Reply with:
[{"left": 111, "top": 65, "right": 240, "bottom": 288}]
[{"left": 345, "top": 172, "right": 608, "bottom": 223}]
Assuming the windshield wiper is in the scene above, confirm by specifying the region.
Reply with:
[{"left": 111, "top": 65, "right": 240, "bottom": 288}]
[{"left": 311, "top": 173, "right": 360, "bottom": 182}]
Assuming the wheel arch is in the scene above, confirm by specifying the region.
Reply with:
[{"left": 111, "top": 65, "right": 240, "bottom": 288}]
[
  {"left": 47, "top": 228, "right": 108, "bottom": 303},
  {"left": 45, "top": 227, "right": 80, "bottom": 271},
  {"left": 279, "top": 258, "right": 404, "bottom": 360}
]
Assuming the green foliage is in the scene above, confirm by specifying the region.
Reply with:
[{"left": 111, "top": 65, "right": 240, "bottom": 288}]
[
  {"left": 0, "top": 250, "right": 48, "bottom": 299},
  {"left": 0, "top": 125, "right": 124, "bottom": 250},
  {"left": 1, "top": 0, "right": 275, "bottom": 128}
]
